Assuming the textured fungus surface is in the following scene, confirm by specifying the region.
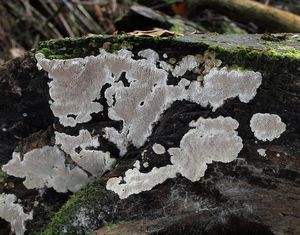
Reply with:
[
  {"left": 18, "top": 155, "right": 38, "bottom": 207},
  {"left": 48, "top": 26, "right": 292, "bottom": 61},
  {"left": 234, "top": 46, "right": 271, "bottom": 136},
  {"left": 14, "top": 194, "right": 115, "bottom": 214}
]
[
  {"left": 0, "top": 193, "right": 33, "bottom": 235},
  {"left": 36, "top": 48, "right": 262, "bottom": 155},
  {"left": 250, "top": 113, "right": 286, "bottom": 141},
  {"left": 257, "top": 148, "right": 267, "bottom": 157},
  {"left": 55, "top": 130, "right": 115, "bottom": 176},
  {"left": 35, "top": 53, "right": 109, "bottom": 127},
  {"left": 107, "top": 116, "right": 243, "bottom": 199},
  {"left": 169, "top": 116, "right": 243, "bottom": 182},
  {"left": 1, "top": 34, "right": 300, "bottom": 235},
  {"left": 2, "top": 146, "right": 90, "bottom": 192},
  {"left": 152, "top": 143, "right": 166, "bottom": 155}
]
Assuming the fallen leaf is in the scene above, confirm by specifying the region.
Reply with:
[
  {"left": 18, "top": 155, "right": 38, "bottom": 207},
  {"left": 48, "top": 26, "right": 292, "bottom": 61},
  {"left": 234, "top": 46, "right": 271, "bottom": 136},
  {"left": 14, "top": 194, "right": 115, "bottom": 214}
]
[
  {"left": 10, "top": 47, "right": 25, "bottom": 58},
  {"left": 126, "top": 28, "right": 183, "bottom": 37}
]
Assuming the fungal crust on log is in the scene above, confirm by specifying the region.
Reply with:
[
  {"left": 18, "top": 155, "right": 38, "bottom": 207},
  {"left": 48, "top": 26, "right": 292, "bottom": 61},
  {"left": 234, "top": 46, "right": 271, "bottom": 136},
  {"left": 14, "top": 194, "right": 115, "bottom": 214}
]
[
  {"left": 250, "top": 113, "right": 286, "bottom": 141},
  {"left": 36, "top": 48, "right": 262, "bottom": 155},
  {"left": 107, "top": 116, "right": 243, "bottom": 199},
  {"left": 55, "top": 130, "right": 116, "bottom": 176},
  {"left": 152, "top": 143, "right": 166, "bottom": 155},
  {"left": 169, "top": 116, "right": 243, "bottom": 182},
  {"left": 0, "top": 193, "right": 33, "bottom": 235},
  {"left": 2, "top": 146, "right": 91, "bottom": 192}
]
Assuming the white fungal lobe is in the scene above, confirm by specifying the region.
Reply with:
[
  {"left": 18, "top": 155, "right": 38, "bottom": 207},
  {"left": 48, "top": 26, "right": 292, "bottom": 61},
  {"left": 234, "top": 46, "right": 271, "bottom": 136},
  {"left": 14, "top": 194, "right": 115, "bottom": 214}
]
[
  {"left": 106, "top": 116, "right": 243, "bottom": 199},
  {"left": 257, "top": 148, "right": 267, "bottom": 157},
  {"left": 35, "top": 53, "right": 108, "bottom": 127},
  {"left": 133, "top": 160, "right": 141, "bottom": 170},
  {"left": 55, "top": 130, "right": 116, "bottom": 176},
  {"left": 34, "top": 47, "right": 262, "bottom": 198},
  {"left": 0, "top": 193, "right": 33, "bottom": 235},
  {"left": 172, "top": 54, "right": 201, "bottom": 77},
  {"left": 2, "top": 146, "right": 90, "bottom": 193},
  {"left": 169, "top": 116, "right": 243, "bottom": 182},
  {"left": 106, "top": 165, "right": 177, "bottom": 200},
  {"left": 201, "top": 67, "right": 262, "bottom": 111},
  {"left": 36, "top": 48, "right": 262, "bottom": 155},
  {"left": 250, "top": 113, "right": 286, "bottom": 141},
  {"left": 152, "top": 143, "right": 166, "bottom": 155}
]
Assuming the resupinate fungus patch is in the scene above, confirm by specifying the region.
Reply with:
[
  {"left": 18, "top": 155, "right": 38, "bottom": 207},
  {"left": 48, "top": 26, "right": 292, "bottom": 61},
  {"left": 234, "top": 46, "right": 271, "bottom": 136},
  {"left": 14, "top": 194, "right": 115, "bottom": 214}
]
[{"left": 2, "top": 44, "right": 290, "bottom": 233}]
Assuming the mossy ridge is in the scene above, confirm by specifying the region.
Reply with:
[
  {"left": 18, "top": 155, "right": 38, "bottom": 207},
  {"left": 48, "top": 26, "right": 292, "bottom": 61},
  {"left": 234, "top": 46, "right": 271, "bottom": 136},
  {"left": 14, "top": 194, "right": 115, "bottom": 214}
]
[
  {"left": 40, "top": 178, "right": 119, "bottom": 235},
  {"left": 34, "top": 34, "right": 300, "bottom": 69}
]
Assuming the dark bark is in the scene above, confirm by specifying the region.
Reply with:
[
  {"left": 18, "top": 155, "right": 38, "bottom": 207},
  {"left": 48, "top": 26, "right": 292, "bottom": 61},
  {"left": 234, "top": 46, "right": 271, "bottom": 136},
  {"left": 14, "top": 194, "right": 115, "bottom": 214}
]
[{"left": 0, "top": 34, "right": 299, "bottom": 234}]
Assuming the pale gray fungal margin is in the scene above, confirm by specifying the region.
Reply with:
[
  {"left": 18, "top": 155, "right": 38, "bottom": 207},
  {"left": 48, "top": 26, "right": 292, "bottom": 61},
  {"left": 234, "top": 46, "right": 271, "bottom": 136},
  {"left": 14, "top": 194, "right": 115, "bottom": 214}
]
[
  {"left": 106, "top": 116, "right": 243, "bottom": 199},
  {"left": 55, "top": 130, "right": 116, "bottom": 176},
  {"left": 36, "top": 48, "right": 262, "bottom": 155},
  {"left": 0, "top": 193, "right": 33, "bottom": 235},
  {"left": 169, "top": 116, "right": 243, "bottom": 182},
  {"left": 250, "top": 113, "right": 286, "bottom": 141},
  {"left": 152, "top": 143, "right": 166, "bottom": 155},
  {"left": 257, "top": 148, "right": 267, "bottom": 157},
  {"left": 2, "top": 146, "right": 91, "bottom": 193}
]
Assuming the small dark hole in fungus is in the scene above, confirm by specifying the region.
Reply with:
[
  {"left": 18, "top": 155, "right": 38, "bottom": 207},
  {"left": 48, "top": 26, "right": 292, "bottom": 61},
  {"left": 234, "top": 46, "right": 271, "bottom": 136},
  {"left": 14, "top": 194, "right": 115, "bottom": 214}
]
[
  {"left": 67, "top": 114, "right": 78, "bottom": 119},
  {"left": 75, "top": 146, "right": 82, "bottom": 154},
  {"left": 140, "top": 101, "right": 144, "bottom": 106},
  {"left": 117, "top": 72, "right": 130, "bottom": 87}
]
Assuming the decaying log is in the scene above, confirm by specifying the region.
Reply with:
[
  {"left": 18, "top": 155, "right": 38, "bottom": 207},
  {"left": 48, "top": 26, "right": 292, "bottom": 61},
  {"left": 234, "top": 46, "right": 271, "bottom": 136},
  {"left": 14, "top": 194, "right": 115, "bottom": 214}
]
[
  {"left": 188, "top": 0, "right": 300, "bottom": 32},
  {"left": 0, "top": 34, "right": 300, "bottom": 235}
]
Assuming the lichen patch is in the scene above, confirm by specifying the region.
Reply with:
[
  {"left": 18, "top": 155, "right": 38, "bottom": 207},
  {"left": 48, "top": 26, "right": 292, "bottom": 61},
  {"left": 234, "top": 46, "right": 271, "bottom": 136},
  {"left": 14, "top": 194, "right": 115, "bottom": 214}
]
[{"left": 250, "top": 113, "right": 286, "bottom": 141}]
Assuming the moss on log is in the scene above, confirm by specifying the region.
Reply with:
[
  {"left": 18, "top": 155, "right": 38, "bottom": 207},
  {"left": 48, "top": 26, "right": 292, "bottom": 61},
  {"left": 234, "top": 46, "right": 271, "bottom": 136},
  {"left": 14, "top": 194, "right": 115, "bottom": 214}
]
[{"left": 1, "top": 34, "right": 300, "bottom": 235}]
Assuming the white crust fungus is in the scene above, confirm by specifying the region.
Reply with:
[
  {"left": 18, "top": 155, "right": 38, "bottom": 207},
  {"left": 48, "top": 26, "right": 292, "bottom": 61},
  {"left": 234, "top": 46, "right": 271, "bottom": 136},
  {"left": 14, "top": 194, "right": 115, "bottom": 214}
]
[
  {"left": 103, "top": 51, "right": 261, "bottom": 153},
  {"left": 0, "top": 193, "right": 33, "bottom": 235},
  {"left": 169, "top": 116, "right": 243, "bottom": 182},
  {"left": 250, "top": 113, "right": 286, "bottom": 141},
  {"left": 106, "top": 116, "right": 243, "bottom": 199},
  {"left": 55, "top": 130, "right": 115, "bottom": 176},
  {"left": 2, "top": 146, "right": 90, "bottom": 193},
  {"left": 133, "top": 160, "right": 141, "bottom": 170},
  {"left": 37, "top": 49, "right": 261, "bottom": 155},
  {"left": 257, "top": 148, "right": 267, "bottom": 157},
  {"left": 199, "top": 67, "right": 262, "bottom": 111},
  {"left": 172, "top": 55, "right": 202, "bottom": 77},
  {"left": 152, "top": 143, "right": 166, "bottom": 155},
  {"left": 36, "top": 53, "right": 109, "bottom": 127},
  {"left": 138, "top": 48, "right": 159, "bottom": 64},
  {"left": 106, "top": 164, "right": 177, "bottom": 199}
]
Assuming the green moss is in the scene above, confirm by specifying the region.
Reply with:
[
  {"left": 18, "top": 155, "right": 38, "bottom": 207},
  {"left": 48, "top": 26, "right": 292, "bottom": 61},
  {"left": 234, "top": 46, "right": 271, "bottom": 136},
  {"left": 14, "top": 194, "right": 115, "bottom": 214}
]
[
  {"left": 32, "top": 33, "right": 300, "bottom": 234},
  {"left": 275, "top": 46, "right": 300, "bottom": 59},
  {"left": 35, "top": 35, "right": 106, "bottom": 60},
  {"left": 261, "top": 33, "right": 290, "bottom": 42},
  {"left": 170, "top": 24, "right": 184, "bottom": 33},
  {"left": 0, "top": 169, "right": 6, "bottom": 183},
  {"left": 227, "top": 64, "right": 250, "bottom": 72},
  {"left": 205, "top": 43, "right": 300, "bottom": 70},
  {"left": 40, "top": 178, "right": 119, "bottom": 235},
  {"left": 104, "top": 221, "right": 130, "bottom": 234}
]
